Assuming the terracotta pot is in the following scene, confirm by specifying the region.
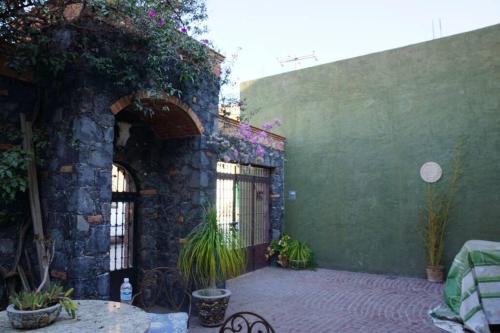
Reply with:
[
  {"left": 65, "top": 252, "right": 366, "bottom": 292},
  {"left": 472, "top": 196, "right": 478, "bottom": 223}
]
[
  {"left": 192, "top": 288, "right": 231, "bottom": 327},
  {"left": 7, "top": 303, "right": 61, "bottom": 329},
  {"left": 426, "top": 265, "right": 445, "bottom": 283}
]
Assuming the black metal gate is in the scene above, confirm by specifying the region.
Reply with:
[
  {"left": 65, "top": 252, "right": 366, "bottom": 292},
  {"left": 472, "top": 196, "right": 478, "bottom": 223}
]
[
  {"left": 216, "top": 162, "right": 271, "bottom": 272},
  {"left": 110, "top": 163, "right": 137, "bottom": 301}
]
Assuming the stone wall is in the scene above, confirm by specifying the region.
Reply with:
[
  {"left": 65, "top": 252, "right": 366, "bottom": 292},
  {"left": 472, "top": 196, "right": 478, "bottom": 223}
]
[
  {"left": 0, "top": 32, "right": 285, "bottom": 306},
  {"left": 0, "top": 71, "right": 221, "bottom": 303},
  {"left": 217, "top": 117, "right": 286, "bottom": 241},
  {"left": 38, "top": 85, "right": 116, "bottom": 299}
]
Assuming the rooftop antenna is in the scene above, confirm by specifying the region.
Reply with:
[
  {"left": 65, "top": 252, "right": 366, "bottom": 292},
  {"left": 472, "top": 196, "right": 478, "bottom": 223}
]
[
  {"left": 432, "top": 18, "right": 443, "bottom": 39},
  {"left": 278, "top": 51, "right": 318, "bottom": 69}
]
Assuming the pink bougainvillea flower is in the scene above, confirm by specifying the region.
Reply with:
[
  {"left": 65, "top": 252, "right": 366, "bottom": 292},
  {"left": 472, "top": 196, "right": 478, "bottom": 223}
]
[
  {"left": 157, "top": 18, "right": 166, "bottom": 27},
  {"left": 257, "top": 130, "right": 268, "bottom": 140},
  {"left": 238, "top": 123, "right": 252, "bottom": 140},
  {"left": 201, "top": 39, "right": 209, "bottom": 45},
  {"left": 255, "top": 145, "right": 265, "bottom": 158},
  {"left": 180, "top": 27, "right": 188, "bottom": 33},
  {"left": 148, "top": 10, "right": 157, "bottom": 18},
  {"left": 261, "top": 121, "right": 274, "bottom": 130}
]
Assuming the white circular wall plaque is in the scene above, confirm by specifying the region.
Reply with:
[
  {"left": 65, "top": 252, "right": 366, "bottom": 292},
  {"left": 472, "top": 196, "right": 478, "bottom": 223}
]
[{"left": 420, "top": 162, "right": 442, "bottom": 183}]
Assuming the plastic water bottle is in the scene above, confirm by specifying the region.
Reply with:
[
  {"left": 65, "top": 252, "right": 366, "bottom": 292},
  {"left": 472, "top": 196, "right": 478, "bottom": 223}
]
[{"left": 120, "top": 278, "right": 132, "bottom": 304}]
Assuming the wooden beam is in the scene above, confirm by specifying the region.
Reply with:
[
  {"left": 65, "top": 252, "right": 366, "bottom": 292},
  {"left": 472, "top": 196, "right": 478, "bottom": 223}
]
[
  {"left": 0, "top": 54, "right": 33, "bottom": 83},
  {"left": 20, "top": 113, "right": 50, "bottom": 287}
]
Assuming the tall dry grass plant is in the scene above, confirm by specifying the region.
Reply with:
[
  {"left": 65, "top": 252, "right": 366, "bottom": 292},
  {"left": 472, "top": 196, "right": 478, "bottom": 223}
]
[{"left": 422, "top": 149, "right": 463, "bottom": 267}]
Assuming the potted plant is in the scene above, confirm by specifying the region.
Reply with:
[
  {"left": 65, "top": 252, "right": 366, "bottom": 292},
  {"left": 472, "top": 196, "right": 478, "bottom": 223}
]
[
  {"left": 421, "top": 152, "right": 462, "bottom": 283},
  {"left": 265, "top": 234, "right": 291, "bottom": 267},
  {"left": 178, "top": 206, "right": 245, "bottom": 327},
  {"left": 7, "top": 285, "right": 77, "bottom": 329},
  {"left": 287, "top": 240, "right": 313, "bottom": 270},
  {"left": 265, "top": 234, "right": 313, "bottom": 269}
]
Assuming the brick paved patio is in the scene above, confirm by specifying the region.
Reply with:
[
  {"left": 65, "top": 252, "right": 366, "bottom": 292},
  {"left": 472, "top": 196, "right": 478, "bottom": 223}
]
[{"left": 190, "top": 267, "right": 443, "bottom": 333}]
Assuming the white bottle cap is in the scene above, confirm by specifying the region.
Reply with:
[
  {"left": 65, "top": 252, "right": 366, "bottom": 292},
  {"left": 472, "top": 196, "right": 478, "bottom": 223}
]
[{"left": 124, "top": 278, "right": 129, "bottom": 283}]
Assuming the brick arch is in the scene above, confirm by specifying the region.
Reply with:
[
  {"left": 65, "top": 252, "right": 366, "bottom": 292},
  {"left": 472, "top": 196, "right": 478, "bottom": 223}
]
[{"left": 110, "top": 91, "right": 204, "bottom": 139}]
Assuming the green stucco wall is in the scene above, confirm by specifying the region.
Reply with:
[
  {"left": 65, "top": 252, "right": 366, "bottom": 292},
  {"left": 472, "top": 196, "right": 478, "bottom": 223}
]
[{"left": 241, "top": 24, "right": 500, "bottom": 277}]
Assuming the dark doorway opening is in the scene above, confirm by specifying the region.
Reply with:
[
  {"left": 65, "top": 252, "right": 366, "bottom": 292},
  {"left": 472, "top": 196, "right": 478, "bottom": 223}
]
[{"left": 109, "top": 163, "right": 138, "bottom": 301}]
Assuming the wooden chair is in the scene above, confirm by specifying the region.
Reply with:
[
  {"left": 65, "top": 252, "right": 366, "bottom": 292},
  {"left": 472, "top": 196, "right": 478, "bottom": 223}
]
[{"left": 219, "top": 312, "right": 276, "bottom": 333}]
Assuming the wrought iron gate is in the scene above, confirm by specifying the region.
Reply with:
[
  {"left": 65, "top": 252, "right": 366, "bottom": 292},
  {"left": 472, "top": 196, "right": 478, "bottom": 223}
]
[
  {"left": 110, "top": 163, "right": 137, "bottom": 301},
  {"left": 216, "top": 162, "right": 271, "bottom": 272}
]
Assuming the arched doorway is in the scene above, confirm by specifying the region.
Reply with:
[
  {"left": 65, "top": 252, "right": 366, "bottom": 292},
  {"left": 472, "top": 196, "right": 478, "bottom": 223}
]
[
  {"left": 110, "top": 163, "right": 137, "bottom": 301},
  {"left": 108, "top": 91, "right": 208, "bottom": 301}
]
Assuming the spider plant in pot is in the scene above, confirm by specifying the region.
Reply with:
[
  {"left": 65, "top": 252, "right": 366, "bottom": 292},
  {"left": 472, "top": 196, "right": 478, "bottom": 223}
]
[
  {"left": 421, "top": 151, "right": 462, "bottom": 283},
  {"left": 287, "top": 240, "right": 313, "bottom": 270},
  {"left": 178, "top": 206, "right": 245, "bottom": 327}
]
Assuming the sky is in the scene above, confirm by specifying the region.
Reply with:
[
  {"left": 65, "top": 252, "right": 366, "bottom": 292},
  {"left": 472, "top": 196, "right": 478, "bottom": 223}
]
[{"left": 204, "top": 0, "right": 500, "bottom": 99}]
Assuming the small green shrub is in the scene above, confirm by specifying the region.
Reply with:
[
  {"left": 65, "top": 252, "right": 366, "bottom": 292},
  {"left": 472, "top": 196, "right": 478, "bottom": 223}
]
[
  {"left": 265, "top": 234, "right": 313, "bottom": 269},
  {"left": 10, "top": 285, "right": 77, "bottom": 318}
]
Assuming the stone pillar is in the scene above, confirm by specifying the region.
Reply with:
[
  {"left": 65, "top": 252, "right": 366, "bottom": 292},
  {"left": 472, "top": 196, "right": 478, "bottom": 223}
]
[{"left": 41, "top": 87, "right": 114, "bottom": 299}]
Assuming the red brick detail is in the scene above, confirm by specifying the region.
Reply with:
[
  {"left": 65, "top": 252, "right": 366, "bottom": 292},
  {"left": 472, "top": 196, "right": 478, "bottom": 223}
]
[
  {"left": 59, "top": 165, "right": 74, "bottom": 173},
  {"left": 63, "top": 3, "right": 83, "bottom": 22},
  {"left": 86, "top": 215, "right": 103, "bottom": 224},
  {"left": 140, "top": 189, "right": 157, "bottom": 196},
  {"left": 110, "top": 95, "right": 133, "bottom": 114},
  {"left": 50, "top": 270, "right": 67, "bottom": 280},
  {"left": 110, "top": 91, "right": 204, "bottom": 139},
  {"left": 0, "top": 143, "right": 15, "bottom": 151}
]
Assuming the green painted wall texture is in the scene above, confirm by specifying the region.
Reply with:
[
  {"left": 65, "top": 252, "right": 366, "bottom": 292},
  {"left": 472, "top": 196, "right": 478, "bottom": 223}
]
[{"left": 241, "top": 24, "right": 500, "bottom": 277}]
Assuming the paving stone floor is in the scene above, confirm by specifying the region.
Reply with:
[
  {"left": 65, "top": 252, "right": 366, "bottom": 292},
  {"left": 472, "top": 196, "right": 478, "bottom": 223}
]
[{"left": 189, "top": 267, "right": 444, "bottom": 333}]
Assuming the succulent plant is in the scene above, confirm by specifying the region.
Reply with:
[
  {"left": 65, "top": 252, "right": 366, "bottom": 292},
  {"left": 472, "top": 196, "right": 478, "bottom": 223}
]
[{"left": 10, "top": 285, "right": 77, "bottom": 318}]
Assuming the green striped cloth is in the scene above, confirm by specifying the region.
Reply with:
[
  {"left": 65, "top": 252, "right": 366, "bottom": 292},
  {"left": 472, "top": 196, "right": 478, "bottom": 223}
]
[{"left": 430, "top": 240, "right": 500, "bottom": 333}]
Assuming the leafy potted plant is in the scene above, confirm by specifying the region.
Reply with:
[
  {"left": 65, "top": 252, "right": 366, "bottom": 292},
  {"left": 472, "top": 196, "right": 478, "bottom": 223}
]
[
  {"left": 265, "top": 234, "right": 313, "bottom": 269},
  {"left": 7, "top": 285, "right": 77, "bottom": 329},
  {"left": 421, "top": 152, "right": 462, "bottom": 283},
  {"left": 178, "top": 206, "right": 245, "bottom": 327}
]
